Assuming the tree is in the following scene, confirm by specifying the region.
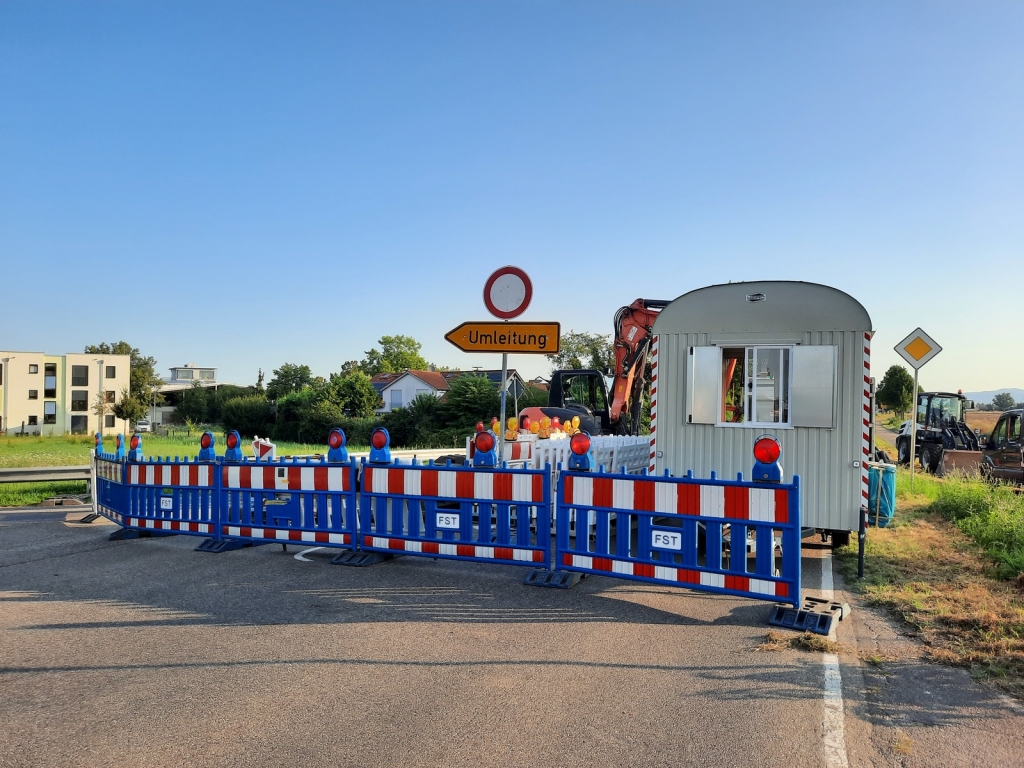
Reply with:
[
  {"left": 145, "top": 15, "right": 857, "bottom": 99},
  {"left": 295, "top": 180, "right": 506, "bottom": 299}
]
[
  {"left": 266, "top": 363, "right": 313, "bottom": 401},
  {"left": 876, "top": 365, "right": 917, "bottom": 418},
  {"left": 520, "top": 384, "right": 550, "bottom": 408},
  {"left": 112, "top": 387, "right": 147, "bottom": 426},
  {"left": 339, "top": 360, "right": 361, "bottom": 375},
  {"left": 85, "top": 341, "right": 164, "bottom": 413},
  {"left": 175, "top": 381, "right": 209, "bottom": 424},
  {"left": 221, "top": 395, "right": 274, "bottom": 438},
  {"left": 361, "top": 335, "right": 429, "bottom": 375},
  {"left": 546, "top": 331, "right": 614, "bottom": 373},
  {"left": 92, "top": 393, "right": 108, "bottom": 434},
  {"left": 439, "top": 374, "right": 500, "bottom": 429},
  {"left": 333, "top": 370, "right": 382, "bottom": 417},
  {"left": 992, "top": 392, "right": 1016, "bottom": 411}
]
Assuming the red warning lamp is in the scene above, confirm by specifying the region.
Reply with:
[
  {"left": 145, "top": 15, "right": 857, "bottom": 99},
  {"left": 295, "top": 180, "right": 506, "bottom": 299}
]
[
  {"left": 521, "top": 416, "right": 532, "bottom": 430},
  {"left": 475, "top": 430, "right": 495, "bottom": 454},
  {"left": 570, "top": 432, "right": 592, "bottom": 456},
  {"left": 226, "top": 432, "right": 238, "bottom": 450},
  {"left": 371, "top": 428, "right": 388, "bottom": 450},
  {"left": 476, "top": 422, "right": 485, "bottom": 433},
  {"left": 130, "top": 434, "right": 140, "bottom": 451},
  {"left": 329, "top": 430, "right": 344, "bottom": 450},
  {"left": 753, "top": 436, "right": 781, "bottom": 465},
  {"left": 200, "top": 433, "right": 212, "bottom": 449}
]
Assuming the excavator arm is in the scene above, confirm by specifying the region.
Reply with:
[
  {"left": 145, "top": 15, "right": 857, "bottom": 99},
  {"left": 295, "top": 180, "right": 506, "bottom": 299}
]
[{"left": 608, "top": 299, "right": 669, "bottom": 434}]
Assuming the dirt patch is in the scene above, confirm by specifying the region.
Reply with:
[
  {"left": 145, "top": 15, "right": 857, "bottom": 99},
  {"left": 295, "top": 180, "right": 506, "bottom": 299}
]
[{"left": 758, "top": 630, "right": 845, "bottom": 654}]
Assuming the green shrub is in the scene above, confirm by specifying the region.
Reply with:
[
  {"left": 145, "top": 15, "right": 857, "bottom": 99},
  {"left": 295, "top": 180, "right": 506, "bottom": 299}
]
[{"left": 220, "top": 395, "right": 274, "bottom": 438}]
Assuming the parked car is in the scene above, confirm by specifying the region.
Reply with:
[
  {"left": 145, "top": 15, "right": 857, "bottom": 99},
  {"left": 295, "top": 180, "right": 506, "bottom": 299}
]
[
  {"left": 135, "top": 420, "right": 151, "bottom": 433},
  {"left": 980, "top": 409, "right": 1023, "bottom": 483}
]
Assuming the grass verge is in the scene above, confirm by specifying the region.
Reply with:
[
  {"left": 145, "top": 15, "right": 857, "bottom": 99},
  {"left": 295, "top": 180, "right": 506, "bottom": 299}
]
[
  {"left": 0, "top": 481, "right": 88, "bottom": 507},
  {"left": 835, "top": 467, "right": 1024, "bottom": 696}
]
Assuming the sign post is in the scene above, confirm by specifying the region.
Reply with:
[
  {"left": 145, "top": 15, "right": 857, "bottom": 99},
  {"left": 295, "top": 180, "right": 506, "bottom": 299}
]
[
  {"left": 895, "top": 328, "right": 942, "bottom": 488},
  {"left": 484, "top": 267, "right": 532, "bottom": 463},
  {"left": 445, "top": 267, "right": 559, "bottom": 464}
]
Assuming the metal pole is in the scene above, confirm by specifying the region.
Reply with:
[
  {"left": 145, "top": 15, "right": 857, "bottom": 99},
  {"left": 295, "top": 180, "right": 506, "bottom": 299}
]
[
  {"left": 498, "top": 351, "right": 508, "bottom": 464},
  {"left": 857, "top": 505, "right": 867, "bottom": 579},
  {"left": 909, "top": 367, "right": 919, "bottom": 489},
  {"left": 97, "top": 359, "right": 104, "bottom": 436},
  {"left": 868, "top": 377, "right": 876, "bottom": 461}
]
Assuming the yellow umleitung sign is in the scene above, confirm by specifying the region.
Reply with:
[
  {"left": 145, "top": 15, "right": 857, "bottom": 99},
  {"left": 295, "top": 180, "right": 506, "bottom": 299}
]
[{"left": 445, "top": 322, "right": 560, "bottom": 354}]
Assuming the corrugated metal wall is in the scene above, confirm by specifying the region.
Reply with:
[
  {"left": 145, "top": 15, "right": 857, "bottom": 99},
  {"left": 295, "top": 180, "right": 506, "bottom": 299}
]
[{"left": 654, "top": 330, "right": 862, "bottom": 531}]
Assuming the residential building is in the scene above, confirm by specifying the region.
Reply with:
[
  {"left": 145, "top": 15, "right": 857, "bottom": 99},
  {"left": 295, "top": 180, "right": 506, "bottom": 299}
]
[
  {"left": 0, "top": 351, "right": 131, "bottom": 436},
  {"left": 372, "top": 370, "right": 450, "bottom": 414},
  {"left": 152, "top": 364, "right": 220, "bottom": 425},
  {"left": 371, "top": 368, "right": 529, "bottom": 414}
]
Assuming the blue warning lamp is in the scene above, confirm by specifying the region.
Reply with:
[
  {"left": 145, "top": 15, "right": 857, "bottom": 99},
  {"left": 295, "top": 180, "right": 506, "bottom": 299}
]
[
  {"left": 224, "top": 430, "right": 243, "bottom": 462},
  {"left": 752, "top": 435, "right": 783, "bottom": 483},
  {"left": 115, "top": 434, "right": 126, "bottom": 460},
  {"left": 94, "top": 433, "right": 104, "bottom": 456},
  {"left": 472, "top": 430, "right": 498, "bottom": 468},
  {"left": 567, "top": 431, "right": 594, "bottom": 471},
  {"left": 127, "top": 433, "right": 144, "bottom": 462},
  {"left": 327, "top": 428, "right": 348, "bottom": 462},
  {"left": 198, "top": 431, "right": 216, "bottom": 461},
  {"left": 369, "top": 427, "right": 391, "bottom": 464}
]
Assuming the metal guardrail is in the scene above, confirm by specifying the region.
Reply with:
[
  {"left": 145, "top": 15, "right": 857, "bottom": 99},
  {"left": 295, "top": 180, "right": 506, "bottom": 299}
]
[
  {"left": 0, "top": 466, "right": 92, "bottom": 484},
  {"left": 0, "top": 450, "right": 461, "bottom": 486}
]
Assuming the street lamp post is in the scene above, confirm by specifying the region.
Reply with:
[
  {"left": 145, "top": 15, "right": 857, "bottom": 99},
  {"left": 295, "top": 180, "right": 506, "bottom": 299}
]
[{"left": 97, "top": 359, "right": 104, "bottom": 436}]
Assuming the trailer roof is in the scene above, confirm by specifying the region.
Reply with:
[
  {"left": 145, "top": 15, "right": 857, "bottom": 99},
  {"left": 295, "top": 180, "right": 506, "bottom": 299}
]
[{"left": 652, "top": 280, "right": 872, "bottom": 334}]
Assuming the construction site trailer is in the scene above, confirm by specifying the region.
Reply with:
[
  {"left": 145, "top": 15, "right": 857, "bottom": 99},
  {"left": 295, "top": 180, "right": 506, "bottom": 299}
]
[{"left": 650, "top": 281, "right": 873, "bottom": 535}]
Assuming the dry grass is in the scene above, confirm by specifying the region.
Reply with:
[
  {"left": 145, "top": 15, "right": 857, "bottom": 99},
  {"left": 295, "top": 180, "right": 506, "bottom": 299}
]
[
  {"left": 835, "top": 489, "right": 1024, "bottom": 696},
  {"left": 759, "top": 630, "right": 845, "bottom": 654},
  {"left": 965, "top": 411, "right": 1001, "bottom": 435}
]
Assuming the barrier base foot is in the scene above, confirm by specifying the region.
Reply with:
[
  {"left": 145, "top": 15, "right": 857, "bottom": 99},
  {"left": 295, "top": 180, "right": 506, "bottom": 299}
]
[
  {"left": 70, "top": 513, "right": 102, "bottom": 524},
  {"left": 331, "top": 551, "right": 393, "bottom": 567},
  {"left": 524, "top": 569, "right": 581, "bottom": 589},
  {"left": 108, "top": 528, "right": 177, "bottom": 541},
  {"left": 194, "top": 538, "right": 252, "bottom": 553},
  {"left": 767, "top": 596, "right": 850, "bottom": 636}
]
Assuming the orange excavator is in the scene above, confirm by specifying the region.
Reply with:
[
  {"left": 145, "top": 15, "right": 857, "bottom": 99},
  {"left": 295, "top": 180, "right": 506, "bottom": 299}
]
[{"left": 520, "top": 299, "right": 669, "bottom": 436}]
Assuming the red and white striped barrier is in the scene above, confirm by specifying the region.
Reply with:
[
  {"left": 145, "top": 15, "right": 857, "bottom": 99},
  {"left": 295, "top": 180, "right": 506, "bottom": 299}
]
[
  {"left": 562, "top": 474, "right": 791, "bottom": 523},
  {"left": 222, "top": 464, "right": 351, "bottom": 492},
  {"left": 362, "top": 465, "right": 545, "bottom": 503},
  {"left": 363, "top": 536, "right": 544, "bottom": 563},
  {"left": 222, "top": 525, "right": 351, "bottom": 545},
  {"left": 128, "top": 463, "right": 214, "bottom": 487},
  {"left": 560, "top": 553, "right": 789, "bottom": 598}
]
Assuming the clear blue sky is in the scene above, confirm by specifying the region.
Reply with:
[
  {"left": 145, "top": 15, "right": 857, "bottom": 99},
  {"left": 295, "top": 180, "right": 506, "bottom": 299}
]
[{"left": 2, "top": 1, "right": 1021, "bottom": 393}]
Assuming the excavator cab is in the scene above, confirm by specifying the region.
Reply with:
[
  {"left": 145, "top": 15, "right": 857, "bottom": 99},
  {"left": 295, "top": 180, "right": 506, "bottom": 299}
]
[{"left": 520, "top": 369, "right": 612, "bottom": 435}]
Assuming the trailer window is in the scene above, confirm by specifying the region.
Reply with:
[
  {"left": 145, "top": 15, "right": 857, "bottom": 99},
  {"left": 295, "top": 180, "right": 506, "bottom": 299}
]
[{"left": 718, "top": 346, "right": 790, "bottom": 426}]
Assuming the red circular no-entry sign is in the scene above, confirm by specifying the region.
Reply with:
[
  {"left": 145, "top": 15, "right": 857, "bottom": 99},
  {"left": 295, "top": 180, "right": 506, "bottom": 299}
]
[{"left": 483, "top": 266, "right": 532, "bottom": 319}]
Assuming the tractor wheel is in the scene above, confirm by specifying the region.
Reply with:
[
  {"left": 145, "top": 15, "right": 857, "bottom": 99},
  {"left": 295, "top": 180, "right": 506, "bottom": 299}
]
[
  {"left": 897, "top": 438, "right": 910, "bottom": 465},
  {"left": 920, "top": 446, "right": 940, "bottom": 473}
]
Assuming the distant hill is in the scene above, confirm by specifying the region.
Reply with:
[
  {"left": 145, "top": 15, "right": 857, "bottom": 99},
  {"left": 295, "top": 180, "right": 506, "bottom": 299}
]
[{"left": 964, "top": 388, "right": 1024, "bottom": 404}]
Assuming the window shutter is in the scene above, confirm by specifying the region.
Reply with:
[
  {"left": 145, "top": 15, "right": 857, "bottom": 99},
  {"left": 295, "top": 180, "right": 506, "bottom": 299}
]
[
  {"left": 687, "top": 346, "right": 720, "bottom": 425},
  {"left": 790, "top": 345, "right": 836, "bottom": 428}
]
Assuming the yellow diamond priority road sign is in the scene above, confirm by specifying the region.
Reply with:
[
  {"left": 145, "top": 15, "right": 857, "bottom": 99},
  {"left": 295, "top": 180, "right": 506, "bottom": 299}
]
[
  {"left": 895, "top": 327, "right": 942, "bottom": 369},
  {"left": 445, "top": 322, "right": 560, "bottom": 354}
]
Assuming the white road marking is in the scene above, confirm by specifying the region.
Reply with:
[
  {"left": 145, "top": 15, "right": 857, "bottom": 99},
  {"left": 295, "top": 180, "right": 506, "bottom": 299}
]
[
  {"left": 294, "top": 547, "right": 325, "bottom": 562},
  {"left": 819, "top": 548, "right": 849, "bottom": 768}
]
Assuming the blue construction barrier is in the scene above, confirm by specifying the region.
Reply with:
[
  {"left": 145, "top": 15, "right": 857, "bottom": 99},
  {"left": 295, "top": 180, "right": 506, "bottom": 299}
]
[
  {"left": 220, "top": 458, "right": 357, "bottom": 549},
  {"left": 555, "top": 467, "right": 802, "bottom": 607},
  {"left": 358, "top": 459, "right": 552, "bottom": 567},
  {"left": 122, "top": 456, "right": 219, "bottom": 536},
  {"left": 92, "top": 431, "right": 803, "bottom": 609},
  {"left": 91, "top": 432, "right": 357, "bottom": 551}
]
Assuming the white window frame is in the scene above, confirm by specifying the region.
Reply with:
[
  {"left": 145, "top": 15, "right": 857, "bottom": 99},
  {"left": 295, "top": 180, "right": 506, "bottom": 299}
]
[{"left": 717, "top": 345, "right": 793, "bottom": 429}]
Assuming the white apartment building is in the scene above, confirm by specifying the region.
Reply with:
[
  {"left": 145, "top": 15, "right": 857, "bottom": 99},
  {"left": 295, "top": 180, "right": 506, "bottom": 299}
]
[{"left": 0, "top": 351, "right": 131, "bottom": 436}]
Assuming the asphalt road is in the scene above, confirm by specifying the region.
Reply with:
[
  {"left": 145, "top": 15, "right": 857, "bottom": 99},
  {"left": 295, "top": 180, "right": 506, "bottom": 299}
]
[{"left": 2, "top": 508, "right": 1022, "bottom": 767}]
